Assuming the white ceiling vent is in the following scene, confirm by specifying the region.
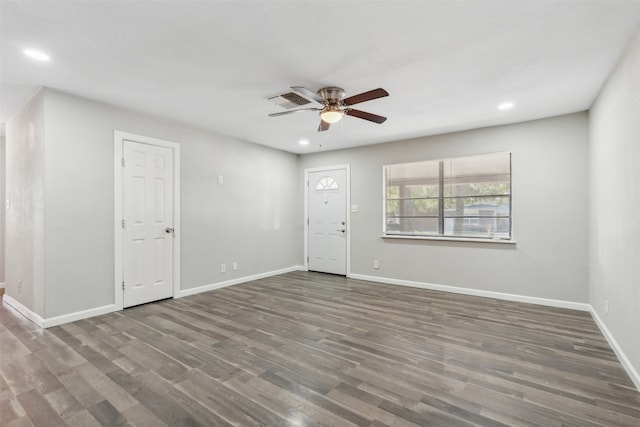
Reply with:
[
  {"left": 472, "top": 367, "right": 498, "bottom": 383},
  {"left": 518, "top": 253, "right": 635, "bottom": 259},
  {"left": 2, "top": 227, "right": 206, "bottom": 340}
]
[{"left": 266, "top": 91, "right": 312, "bottom": 110}]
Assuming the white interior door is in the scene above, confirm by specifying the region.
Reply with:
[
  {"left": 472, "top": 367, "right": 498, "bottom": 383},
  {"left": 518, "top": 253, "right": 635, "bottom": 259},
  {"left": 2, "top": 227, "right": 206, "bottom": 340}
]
[
  {"left": 123, "top": 140, "right": 174, "bottom": 307},
  {"left": 308, "top": 168, "right": 347, "bottom": 275}
]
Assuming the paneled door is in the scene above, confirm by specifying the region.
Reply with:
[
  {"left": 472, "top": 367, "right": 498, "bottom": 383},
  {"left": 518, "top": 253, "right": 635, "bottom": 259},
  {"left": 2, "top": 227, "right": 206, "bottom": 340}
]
[
  {"left": 308, "top": 168, "right": 347, "bottom": 275},
  {"left": 123, "top": 140, "right": 174, "bottom": 307}
]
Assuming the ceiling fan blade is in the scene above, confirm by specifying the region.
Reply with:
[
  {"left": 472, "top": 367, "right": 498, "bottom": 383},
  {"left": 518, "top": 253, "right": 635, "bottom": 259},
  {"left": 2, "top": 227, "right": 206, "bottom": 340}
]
[
  {"left": 343, "top": 88, "right": 389, "bottom": 106},
  {"left": 268, "top": 108, "right": 320, "bottom": 117},
  {"left": 291, "top": 86, "right": 326, "bottom": 104},
  {"left": 345, "top": 109, "right": 387, "bottom": 124},
  {"left": 318, "top": 119, "right": 330, "bottom": 132}
]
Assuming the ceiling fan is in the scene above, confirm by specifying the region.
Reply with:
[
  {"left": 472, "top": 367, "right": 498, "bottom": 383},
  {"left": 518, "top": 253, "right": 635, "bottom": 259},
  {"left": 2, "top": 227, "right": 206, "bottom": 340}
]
[{"left": 269, "top": 86, "right": 389, "bottom": 132}]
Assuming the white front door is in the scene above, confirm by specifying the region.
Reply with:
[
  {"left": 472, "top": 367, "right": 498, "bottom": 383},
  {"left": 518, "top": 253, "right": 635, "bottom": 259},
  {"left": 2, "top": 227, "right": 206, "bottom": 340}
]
[
  {"left": 308, "top": 168, "right": 347, "bottom": 275},
  {"left": 123, "top": 140, "right": 174, "bottom": 307}
]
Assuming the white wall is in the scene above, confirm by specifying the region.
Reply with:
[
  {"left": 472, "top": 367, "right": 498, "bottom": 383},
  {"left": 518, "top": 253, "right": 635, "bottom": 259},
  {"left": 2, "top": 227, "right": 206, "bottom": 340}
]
[
  {"left": 300, "top": 113, "right": 589, "bottom": 303},
  {"left": 5, "top": 89, "right": 46, "bottom": 315},
  {"left": 589, "top": 28, "right": 640, "bottom": 383},
  {"left": 25, "top": 88, "right": 300, "bottom": 319},
  {"left": 1, "top": 88, "right": 592, "bottom": 324},
  {"left": 0, "top": 135, "right": 5, "bottom": 285}
]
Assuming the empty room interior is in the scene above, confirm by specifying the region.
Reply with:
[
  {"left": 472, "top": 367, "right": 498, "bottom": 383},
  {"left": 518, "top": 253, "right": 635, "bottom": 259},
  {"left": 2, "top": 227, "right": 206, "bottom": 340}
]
[{"left": 1, "top": 1, "right": 640, "bottom": 426}]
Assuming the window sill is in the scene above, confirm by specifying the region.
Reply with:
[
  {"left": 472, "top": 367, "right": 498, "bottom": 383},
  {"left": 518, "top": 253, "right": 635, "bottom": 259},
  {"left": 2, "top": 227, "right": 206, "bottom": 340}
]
[{"left": 381, "top": 234, "right": 516, "bottom": 244}]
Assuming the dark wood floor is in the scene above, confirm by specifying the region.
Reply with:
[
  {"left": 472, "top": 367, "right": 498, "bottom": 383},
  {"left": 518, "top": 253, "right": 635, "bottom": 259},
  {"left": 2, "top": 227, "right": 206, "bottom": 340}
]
[{"left": 2, "top": 272, "right": 639, "bottom": 426}]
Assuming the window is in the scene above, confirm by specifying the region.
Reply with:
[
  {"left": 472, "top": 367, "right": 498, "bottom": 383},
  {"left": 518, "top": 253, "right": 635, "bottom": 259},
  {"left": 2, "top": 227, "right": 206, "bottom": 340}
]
[
  {"left": 384, "top": 152, "right": 512, "bottom": 240},
  {"left": 316, "top": 176, "right": 339, "bottom": 190}
]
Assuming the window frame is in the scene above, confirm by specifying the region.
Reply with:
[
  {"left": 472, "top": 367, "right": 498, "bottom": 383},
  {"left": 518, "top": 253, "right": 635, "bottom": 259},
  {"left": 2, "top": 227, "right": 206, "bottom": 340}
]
[{"left": 383, "top": 152, "right": 513, "bottom": 242}]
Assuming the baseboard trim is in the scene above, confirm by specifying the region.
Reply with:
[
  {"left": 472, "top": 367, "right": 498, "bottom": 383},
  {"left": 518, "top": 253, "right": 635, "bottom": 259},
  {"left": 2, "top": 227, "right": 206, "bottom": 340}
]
[
  {"left": 349, "top": 273, "right": 591, "bottom": 311},
  {"left": 349, "top": 273, "right": 639, "bottom": 392},
  {"left": 589, "top": 307, "right": 640, "bottom": 391},
  {"left": 4, "top": 266, "right": 305, "bottom": 328},
  {"left": 3, "top": 295, "right": 119, "bottom": 329},
  {"left": 177, "top": 265, "right": 305, "bottom": 298},
  {"left": 3, "top": 295, "right": 44, "bottom": 327},
  {"left": 42, "top": 304, "right": 120, "bottom": 328}
]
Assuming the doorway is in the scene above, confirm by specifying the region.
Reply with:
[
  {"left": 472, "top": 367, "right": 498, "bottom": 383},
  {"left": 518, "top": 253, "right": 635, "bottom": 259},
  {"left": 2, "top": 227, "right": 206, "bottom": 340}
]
[
  {"left": 114, "top": 131, "right": 180, "bottom": 309},
  {"left": 305, "top": 165, "right": 350, "bottom": 276}
]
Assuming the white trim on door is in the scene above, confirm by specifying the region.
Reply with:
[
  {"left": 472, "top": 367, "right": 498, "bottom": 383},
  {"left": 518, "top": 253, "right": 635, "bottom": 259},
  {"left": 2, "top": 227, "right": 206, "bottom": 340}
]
[
  {"left": 304, "top": 164, "right": 351, "bottom": 277},
  {"left": 114, "top": 131, "right": 181, "bottom": 310}
]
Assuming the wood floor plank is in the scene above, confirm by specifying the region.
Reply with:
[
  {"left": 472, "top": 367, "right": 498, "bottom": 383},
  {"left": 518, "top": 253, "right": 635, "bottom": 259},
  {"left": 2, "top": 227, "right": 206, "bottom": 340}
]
[
  {"left": 0, "top": 395, "right": 27, "bottom": 424},
  {"left": 2, "top": 271, "right": 639, "bottom": 426},
  {"left": 3, "top": 416, "right": 35, "bottom": 427},
  {"left": 177, "top": 369, "right": 290, "bottom": 426},
  {"left": 44, "top": 387, "right": 84, "bottom": 420},
  {"left": 119, "top": 403, "right": 171, "bottom": 427},
  {"left": 62, "top": 409, "right": 102, "bottom": 427},
  {"left": 223, "top": 371, "right": 321, "bottom": 426},
  {"left": 326, "top": 383, "right": 414, "bottom": 427},
  {"left": 16, "top": 389, "right": 66, "bottom": 426},
  {"left": 86, "top": 399, "right": 132, "bottom": 427}
]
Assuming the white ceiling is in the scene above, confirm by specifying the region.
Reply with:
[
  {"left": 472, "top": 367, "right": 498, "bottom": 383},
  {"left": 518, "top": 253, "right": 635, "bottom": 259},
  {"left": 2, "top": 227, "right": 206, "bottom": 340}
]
[{"left": 2, "top": 1, "right": 640, "bottom": 153}]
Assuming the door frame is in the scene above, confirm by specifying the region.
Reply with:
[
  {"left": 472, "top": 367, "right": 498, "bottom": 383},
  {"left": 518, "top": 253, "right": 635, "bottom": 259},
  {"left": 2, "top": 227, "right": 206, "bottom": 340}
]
[
  {"left": 304, "top": 164, "right": 351, "bottom": 277},
  {"left": 114, "top": 131, "right": 181, "bottom": 310}
]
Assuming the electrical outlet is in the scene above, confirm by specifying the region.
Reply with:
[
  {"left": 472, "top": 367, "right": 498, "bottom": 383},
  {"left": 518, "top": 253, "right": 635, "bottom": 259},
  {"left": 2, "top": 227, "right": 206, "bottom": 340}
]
[
  {"left": 218, "top": 175, "right": 224, "bottom": 184},
  {"left": 373, "top": 260, "right": 379, "bottom": 269},
  {"left": 605, "top": 299, "right": 609, "bottom": 314},
  {"left": 232, "top": 262, "right": 237, "bottom": 271},
  {"left": 221, "top": 264, "right": 226, "bottom": 273}
]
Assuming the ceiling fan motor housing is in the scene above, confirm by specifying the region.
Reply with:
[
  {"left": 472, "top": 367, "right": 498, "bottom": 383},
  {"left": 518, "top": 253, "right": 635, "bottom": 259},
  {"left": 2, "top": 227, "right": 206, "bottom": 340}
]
[{"left": 318, "top": 87, "right": 346, "bottom": 104}]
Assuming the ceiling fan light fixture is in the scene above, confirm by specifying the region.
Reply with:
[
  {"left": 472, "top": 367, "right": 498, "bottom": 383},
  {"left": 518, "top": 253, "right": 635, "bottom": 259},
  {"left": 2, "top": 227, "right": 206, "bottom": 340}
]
[{"left": 320, "top": 108, "right": 343, "bottom": 124}]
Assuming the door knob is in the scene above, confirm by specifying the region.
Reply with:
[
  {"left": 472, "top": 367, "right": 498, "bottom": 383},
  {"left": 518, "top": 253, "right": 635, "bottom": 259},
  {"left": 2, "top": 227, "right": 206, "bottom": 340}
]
[
  {"left": 337, "top": 228, "right": 346, "bottom": 233},
  {"left": 165, "top": 227, "right": 174, "bottom": 234}
]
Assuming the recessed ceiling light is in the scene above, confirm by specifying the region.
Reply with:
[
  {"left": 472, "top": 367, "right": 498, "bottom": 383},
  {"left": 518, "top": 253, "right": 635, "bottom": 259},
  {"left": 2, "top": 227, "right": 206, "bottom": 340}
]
[
  {"left": 299, "top": 139, "right": 309, "bottom": 146},
  {"left": 497, "top": 102, "right": 514, "bottom": 111},
  {"left": 23, "top": 48, "right": 51, "bottom": 62}
]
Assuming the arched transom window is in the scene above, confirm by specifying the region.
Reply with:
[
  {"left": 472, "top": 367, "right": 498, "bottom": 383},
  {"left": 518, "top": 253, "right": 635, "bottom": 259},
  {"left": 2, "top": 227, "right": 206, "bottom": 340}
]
[{"left": 315, "top": 176, "right": 339, "bottom": 190}]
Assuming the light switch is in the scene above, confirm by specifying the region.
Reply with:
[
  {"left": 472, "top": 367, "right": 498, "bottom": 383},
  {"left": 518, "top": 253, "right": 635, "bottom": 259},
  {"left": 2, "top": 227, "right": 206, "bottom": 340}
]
[
  {"left": 218, "top": 175, "right": 224, "bottom": 184},
  {"left": 351, "top": 204, "right": 358, "bottom": 213}
]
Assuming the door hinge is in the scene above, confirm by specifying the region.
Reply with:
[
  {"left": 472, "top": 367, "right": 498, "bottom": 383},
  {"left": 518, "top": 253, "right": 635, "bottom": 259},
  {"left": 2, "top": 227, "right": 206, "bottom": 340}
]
[
  {"left": 307, "top": 218, "right": 309, "bottom": 225},
  {"left": 307, "top": 256, "right": 309, "bottom": 263},
  {"left": 121, "top": 158, "right": 125, "bottom": 167},
  {"left": 121, "top": 219, "right": 126, "bottom": 229},
  {"left": 122, "top": 281, "right": 125, "bottom": 290}
]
